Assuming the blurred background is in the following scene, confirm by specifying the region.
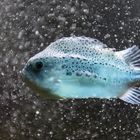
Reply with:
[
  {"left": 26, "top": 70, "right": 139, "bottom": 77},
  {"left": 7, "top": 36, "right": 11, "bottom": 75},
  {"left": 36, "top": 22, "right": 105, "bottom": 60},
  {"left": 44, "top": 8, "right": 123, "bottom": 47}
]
[{"left": 0, "top": 0, "right": 140, "bottom": 139}]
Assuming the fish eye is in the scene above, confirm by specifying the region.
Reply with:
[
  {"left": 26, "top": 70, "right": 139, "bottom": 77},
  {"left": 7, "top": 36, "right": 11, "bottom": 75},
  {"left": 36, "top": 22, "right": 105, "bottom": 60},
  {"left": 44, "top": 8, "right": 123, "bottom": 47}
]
[{"left": 33, "top": 61, "right": 44, "bottom": 71}]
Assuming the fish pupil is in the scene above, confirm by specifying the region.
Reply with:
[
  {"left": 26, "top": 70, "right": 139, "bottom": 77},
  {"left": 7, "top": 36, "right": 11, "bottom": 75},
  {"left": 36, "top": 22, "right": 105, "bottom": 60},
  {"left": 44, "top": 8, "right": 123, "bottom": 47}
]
[{"left": 35, "top": 61, "right": 43, "bottom": 70}]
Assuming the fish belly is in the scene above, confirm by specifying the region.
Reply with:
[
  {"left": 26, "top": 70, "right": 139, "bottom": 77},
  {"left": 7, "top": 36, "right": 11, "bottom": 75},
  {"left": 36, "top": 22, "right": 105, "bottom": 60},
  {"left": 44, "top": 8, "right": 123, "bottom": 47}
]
[{"left": 55, "top": 79, "right": 127, "bottom": 99}]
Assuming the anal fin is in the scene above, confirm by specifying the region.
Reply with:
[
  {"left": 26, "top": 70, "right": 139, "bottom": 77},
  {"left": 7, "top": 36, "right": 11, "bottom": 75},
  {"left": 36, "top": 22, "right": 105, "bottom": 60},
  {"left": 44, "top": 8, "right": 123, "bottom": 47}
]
[{"left": 119, "top": 88, "right": 140, "bottom": 104}]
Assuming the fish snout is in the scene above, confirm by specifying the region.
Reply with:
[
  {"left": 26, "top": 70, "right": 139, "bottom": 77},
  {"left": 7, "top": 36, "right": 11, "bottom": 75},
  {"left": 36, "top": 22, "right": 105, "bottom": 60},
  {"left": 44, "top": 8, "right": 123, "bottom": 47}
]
[
  {"left": 20, "top": 65, "right": 28, "bottom": 81},
  {"left": 20, "top": 62, "right": 33, "bottom": 80},
  {"left": 21, "top": 63, "right": 30, "bottom": 75}
]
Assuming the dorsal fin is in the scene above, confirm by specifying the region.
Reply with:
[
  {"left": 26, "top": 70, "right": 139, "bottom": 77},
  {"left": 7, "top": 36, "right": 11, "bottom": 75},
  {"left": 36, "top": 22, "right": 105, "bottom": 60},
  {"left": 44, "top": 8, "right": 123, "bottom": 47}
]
[
  {"left": 45, "top": 36, "right": 110, "bottom": 59},
  {"left": 61, "top": 36, "right": 107, "bottom": 48},
  {"left": 47, "top": 36, "right": 108, "bottom": 53}
]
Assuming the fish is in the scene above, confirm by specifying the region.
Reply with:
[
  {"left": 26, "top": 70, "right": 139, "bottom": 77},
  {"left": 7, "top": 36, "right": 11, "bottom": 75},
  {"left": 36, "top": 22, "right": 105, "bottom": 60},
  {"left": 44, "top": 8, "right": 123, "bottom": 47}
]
[{"left": 22, "top": 36, "right": 140, "bottom": 104}]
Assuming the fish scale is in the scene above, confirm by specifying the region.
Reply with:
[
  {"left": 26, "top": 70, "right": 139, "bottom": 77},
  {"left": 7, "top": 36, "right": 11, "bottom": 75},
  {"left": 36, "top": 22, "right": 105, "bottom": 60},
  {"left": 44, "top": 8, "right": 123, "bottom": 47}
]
[{"left": 22, "top": 36, "right": 140, "bottom": 104}]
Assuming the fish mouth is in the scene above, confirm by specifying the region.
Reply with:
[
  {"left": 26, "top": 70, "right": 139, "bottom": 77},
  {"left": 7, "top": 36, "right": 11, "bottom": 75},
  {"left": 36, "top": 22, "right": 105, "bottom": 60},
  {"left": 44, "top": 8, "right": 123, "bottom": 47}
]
[{"left": 21, "top": 68, "right": 62, "bottom": 99}]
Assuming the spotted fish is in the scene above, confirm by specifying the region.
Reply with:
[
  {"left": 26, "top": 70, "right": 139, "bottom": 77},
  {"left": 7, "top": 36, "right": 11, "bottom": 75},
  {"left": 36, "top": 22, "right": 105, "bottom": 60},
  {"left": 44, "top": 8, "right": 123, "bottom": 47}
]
[{"left": 22, "top": 36, "right": 140, "bottom": 104}]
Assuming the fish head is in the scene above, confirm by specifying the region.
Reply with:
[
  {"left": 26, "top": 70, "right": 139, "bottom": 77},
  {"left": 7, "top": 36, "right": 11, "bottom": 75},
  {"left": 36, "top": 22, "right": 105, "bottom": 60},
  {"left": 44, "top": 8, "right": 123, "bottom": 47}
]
[{"left": 22, "top": 53, "right": 62, "bottom": 99}]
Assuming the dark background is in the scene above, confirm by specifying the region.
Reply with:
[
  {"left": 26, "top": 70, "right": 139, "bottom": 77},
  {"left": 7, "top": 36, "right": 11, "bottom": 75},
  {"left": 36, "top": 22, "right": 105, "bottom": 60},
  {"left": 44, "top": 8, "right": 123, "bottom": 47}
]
[{"left": 0, "top": 0, "right": 140, "bottom": 139}]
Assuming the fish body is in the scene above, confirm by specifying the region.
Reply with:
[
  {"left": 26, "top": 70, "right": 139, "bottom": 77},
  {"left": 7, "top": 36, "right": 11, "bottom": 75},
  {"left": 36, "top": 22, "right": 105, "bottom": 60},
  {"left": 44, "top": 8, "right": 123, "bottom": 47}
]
[{"left": 22, "top": 36, "right": 140, "bottom": 104}]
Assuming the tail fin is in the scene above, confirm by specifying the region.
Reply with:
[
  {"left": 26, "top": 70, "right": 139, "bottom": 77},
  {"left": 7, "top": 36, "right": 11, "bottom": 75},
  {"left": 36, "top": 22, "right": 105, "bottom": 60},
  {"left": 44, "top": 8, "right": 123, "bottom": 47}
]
[
  {"left": 116, "top": 45, "right": 140, "bottom": 81},
  {"left": 117, "top": 45, "right": 140, "bottom": 104},
  {"left": 116, "top": 45, "right": 140, "bottom": 67}
]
